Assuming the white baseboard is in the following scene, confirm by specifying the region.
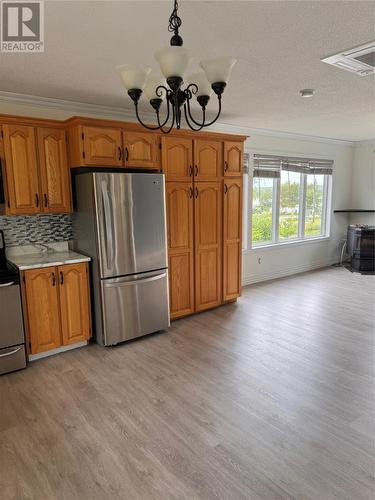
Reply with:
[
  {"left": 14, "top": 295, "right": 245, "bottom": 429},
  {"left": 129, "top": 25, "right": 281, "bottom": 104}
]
[
  {"left": 28, "top": 341, "right": 88, "bottom": 361},
  {"left": 242, "top": 259, "right": 334, "bottom": 286}
]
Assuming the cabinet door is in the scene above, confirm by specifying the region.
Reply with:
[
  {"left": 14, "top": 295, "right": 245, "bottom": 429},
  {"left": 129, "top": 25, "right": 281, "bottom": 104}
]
[
  {"left": 224, "top": 141, "right": 243, "bottom": 177},
  {"left": 37, "top": 128, "right": 71, "bottom": 213},
  {"left": 166, "top": 182, "right": 195, "bottom": 318},
  {"left": 162, "top": 137, "right": 193, "bottom": 181},
  {"left": 24, "top": 267, "right": 62, "bottom": 354},
  {"left": 82, "top": 126, "right": 123, "bottom": 166},
  {"left": 2, "top": 124, "right": 40, "bottom": 214},
  {"left": 194, "top": 182, "right": 222, "bottom": 311},
  {"left": 223, "top": 179, "right": 242, "bottom": 301},
  {"left": 59, "top": 263, "right": 91, "bottom": 345},
  {"left": 194, "top": 140, "right": 222, "bottom": 181},
  {"left": 123, "top": 131, "right": 160, "bottom": 169}
]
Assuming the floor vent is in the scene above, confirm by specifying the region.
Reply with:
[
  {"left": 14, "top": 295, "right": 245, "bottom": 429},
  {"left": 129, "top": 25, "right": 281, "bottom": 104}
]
[{"left": 321, "top": 41, "right": 375, "bottom": 76}]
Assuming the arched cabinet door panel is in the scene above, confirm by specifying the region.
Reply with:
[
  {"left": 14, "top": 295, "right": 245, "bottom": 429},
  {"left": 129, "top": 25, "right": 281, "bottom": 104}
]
[
  {"left": 224, "top": 141, "right": 243, "bottom": 177},
  {"left": 162, "top": 137, "right": 193, "bottom": 181},
  {"left": 82, "top": 126, "right": 123, "bottom": 166},
  {"left": 194, "top": 182, "right": 222, "bottom": 311},
  {"left": 123, "top": 131, "right": 160, "bottom": 169},
  {"left": 24, "top": 267, "right": 62, "bottom": 354},
  {"left": 194, "top": 139, "right": 223, "bottom": 181},
  {"left": 223, "top": 178, "right": 242, "bottom": 301},
  {"left": 2, "top": 124, "right": 40, "bottom": 214},
  {"left": 37, "top": 128, "right": 71, "bottom": 213},
  {"left": 59, "top": 263, "right": 91, "bottom": 345},
  {"left": 166, "top": 182, "right": 195, "bottom": 318}
]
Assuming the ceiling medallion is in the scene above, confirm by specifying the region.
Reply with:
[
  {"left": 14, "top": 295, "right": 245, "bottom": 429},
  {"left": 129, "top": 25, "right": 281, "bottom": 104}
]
[{"left": 116, "top": 0, "right": 236, "bottom": 133}]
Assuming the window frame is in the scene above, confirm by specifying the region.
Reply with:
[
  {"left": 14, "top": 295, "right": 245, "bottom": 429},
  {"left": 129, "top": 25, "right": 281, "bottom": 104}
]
[{"left": 246, "top": 150, "right": 333, "bottom": 251}]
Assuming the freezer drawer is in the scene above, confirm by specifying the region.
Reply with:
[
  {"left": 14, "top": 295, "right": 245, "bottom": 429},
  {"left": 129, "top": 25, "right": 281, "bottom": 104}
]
[
  {"left": 101, "top": 270, "right": 170, "bottom": 345},
  {"left": 0, "top": 345, "right": 26, "bottom": 375}
]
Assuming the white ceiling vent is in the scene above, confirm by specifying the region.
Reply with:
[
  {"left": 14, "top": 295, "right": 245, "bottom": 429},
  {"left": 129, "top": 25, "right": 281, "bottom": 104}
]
[{"left": 321, "top": 41, "right": 375, "bottom": 76}]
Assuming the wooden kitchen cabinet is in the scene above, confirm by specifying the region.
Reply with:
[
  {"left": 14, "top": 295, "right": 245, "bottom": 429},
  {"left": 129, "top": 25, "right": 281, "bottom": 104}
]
[
  {"left": 123, "top": 131, "right": 160, "bottom": 169},
  {"left": 2, "top": 124, "right": 40, "bottom": 214},
  {"left": 82, "top": 126, "right": 123, "bottom": 166},
  {"left": 194, "top": 139, "right": 222, "bottom": 181},
  {"left": 37, "top": 128, "right": 71, "bottom": 213},
  {"left": 23, "top": 262, "right": 91, "bottom": 355},
  {"left": 166, "top": 182, "right": 195, "bottom": 318},
  {"left": 59, "top": 263, "right": 91, "bottom": 345},
  {"left": 223, "top": 178, "right": 243, "bottom": 301},
  {"left": 162, "top": 137, "right": 193, "bottom": 181},
  {"left": 23, "top": 267, "right": 62, "bottom": 354},
  {"left": 224, "top": 141, "right": 243, "bottom": 177},
  {"left": 194, "top": 182, "right": 222, "bottom": 311}
]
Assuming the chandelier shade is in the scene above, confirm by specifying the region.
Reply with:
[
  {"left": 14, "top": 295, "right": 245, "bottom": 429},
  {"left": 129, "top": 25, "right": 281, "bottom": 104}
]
[
  {"left": 200, "top": 56, "right": 237, "bottom": 84},
  {"left": 154, "top": 46, "right": 192, "bottom": 78},
  {"left": 116, "top": 64, "right": 151, "bottom": 91},
  {"left": 116, "top": 0, "right": 236, "bottom": 133}
]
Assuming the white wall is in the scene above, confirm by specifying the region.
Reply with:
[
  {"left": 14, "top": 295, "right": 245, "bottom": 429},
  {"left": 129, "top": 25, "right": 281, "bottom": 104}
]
[
  {"left": 349, "top": 142, "right": 375, "bottom": 226},
  {"left": 242, "top": 135, "right": 353, "bottom": 284}
]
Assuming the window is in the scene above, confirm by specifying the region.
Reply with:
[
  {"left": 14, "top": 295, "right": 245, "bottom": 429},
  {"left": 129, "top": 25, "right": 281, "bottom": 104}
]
[{"left": 249, "top": 154, "right": 332, "bottom": 248}]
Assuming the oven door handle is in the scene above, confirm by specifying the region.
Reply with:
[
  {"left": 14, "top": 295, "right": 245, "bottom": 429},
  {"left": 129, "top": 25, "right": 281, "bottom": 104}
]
[
  {"left": 0, "top": 281, "right": 15, "bottom": 287},
  {"left": 0, "top": 346, "right": 21, "bottom": 358}
]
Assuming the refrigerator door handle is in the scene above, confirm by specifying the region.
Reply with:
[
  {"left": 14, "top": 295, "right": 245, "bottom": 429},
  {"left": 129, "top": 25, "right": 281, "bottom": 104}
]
[
  {"left": 101, "top": 182, "right": 114, "bottom": 270},
  {"left": 104, "top": 272, "right": 167, "bottom": 288}
]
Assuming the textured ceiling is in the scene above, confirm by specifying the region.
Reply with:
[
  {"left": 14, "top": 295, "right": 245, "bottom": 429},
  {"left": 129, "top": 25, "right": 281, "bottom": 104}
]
[{"left": 0, "top": 0, "right": 374, "bottom": 141}]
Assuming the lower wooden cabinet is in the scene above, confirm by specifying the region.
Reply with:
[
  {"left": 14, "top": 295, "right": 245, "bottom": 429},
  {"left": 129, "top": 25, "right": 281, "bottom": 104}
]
[{"left": 22, "top": 262, "right": 91, "bottom": 355}]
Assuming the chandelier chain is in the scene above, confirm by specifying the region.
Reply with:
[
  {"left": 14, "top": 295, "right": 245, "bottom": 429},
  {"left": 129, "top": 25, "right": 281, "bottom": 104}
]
[{"left": 168, "top": 0, "right": 182, "bottom": 35}]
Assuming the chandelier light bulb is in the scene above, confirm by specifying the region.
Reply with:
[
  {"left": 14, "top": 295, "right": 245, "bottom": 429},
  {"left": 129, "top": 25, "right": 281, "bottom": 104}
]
[
  {"left": 116, "top": 64, "right": 151, "bottom": 91},
  {"left": 154, "top": 46, "right": 192, "bottom": 79},
  {"left": 200, "top": 56, "right": 237, "bottom": 84}
]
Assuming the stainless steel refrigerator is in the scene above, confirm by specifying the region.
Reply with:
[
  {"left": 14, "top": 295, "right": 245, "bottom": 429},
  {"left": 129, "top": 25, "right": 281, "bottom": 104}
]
[{"left": 72, "top": 171, "right": 170, "bottom": 345}]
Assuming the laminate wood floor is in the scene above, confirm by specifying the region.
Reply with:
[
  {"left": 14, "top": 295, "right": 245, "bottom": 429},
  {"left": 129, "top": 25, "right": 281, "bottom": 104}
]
[{"left": 1, "top": 267, "right": 374, "bottom": 500}]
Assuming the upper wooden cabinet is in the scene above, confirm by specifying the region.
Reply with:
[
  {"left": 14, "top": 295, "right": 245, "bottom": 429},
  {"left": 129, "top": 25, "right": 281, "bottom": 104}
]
[
  {"left": 194, "top": 182, "right": 222, "bottom": 312},
  {"left": 2, "top": 124, "right": 40, "bottom": 214},
  {"left": 223, "top": 178, "right": 243, "bottom": 301},
  {"left": 123, "top": 131, "right": 160, "bottom": 169},
  {"left": 82, "top": 126, "right": 123, "bottom": 166},
  {"left": 224, "top": 141, "right": 243, "bottom": 177},
  {"left": 37, "top": 128, "right": 71, "bottom": 213},
  {"left": 166, "top": 182, "right": 195, "bottom": 319},
  {"left": 162, "top": 137, "right": 193, "bottom": 181},
  {"left": 22, "top": 262, "right": 91, "bottom": 355},
  {"left": 194, "top": 139, "right": 222, "bottom": 181}
]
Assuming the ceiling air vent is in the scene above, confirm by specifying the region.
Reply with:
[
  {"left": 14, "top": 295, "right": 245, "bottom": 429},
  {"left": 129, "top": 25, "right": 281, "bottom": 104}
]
[{"left": 321, "top": 41, "right": 375, "bottom": 76}]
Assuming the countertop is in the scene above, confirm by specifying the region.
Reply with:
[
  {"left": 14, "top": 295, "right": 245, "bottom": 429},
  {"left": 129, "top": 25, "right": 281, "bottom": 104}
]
[{"left": 7, "top": 243, "right": 91, "bottom": 270}]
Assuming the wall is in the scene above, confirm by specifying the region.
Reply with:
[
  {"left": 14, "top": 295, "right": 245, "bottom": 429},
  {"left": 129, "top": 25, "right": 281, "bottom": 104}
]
[
  {"left": 242, "top": 135, "right": 354, "bottom": 284},
  {"left": 349, "top": 142, "right": 375, "bottom": 226}
]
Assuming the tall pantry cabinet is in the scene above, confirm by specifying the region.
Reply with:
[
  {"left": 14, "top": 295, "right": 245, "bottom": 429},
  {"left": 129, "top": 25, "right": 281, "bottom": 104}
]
[{"left": 162, "top": 135, "right": 244, "bottom": 319}]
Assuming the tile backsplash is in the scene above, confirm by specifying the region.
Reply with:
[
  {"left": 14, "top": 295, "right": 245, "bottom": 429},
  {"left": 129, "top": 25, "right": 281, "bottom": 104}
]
[{"left": 0, "top": 214, "right": 72, "bottom": 247}]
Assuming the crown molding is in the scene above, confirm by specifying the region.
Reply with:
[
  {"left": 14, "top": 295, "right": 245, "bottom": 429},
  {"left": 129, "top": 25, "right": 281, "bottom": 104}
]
[
  {"left": 0, "top": 90, "right": 365, "bottom": 146},
  {"left": 353, "top": 138, "right": 375, "bottom": 148}
]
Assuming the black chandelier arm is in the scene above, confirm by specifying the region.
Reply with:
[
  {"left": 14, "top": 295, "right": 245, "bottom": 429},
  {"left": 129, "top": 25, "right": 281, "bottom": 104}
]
[
  {"left": 157, "top": 98, "right": 176, "bottom": 134},
  {"left": 201, "top": 95, "right": 223, "bottom": 127},
  {"left": 183, "top": 102, "right": 206, "bottom": 132},
  {"left": 134, "top": 103, "right": 164, "bottom": 130}
]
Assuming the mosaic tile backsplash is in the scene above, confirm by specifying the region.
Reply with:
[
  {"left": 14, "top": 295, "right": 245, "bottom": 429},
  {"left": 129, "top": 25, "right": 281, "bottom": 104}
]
[{"left": 0, "top": 214, "right": 73, "bottom": 247}]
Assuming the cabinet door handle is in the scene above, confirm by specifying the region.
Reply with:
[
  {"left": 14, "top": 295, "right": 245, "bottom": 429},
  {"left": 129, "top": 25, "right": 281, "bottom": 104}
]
[
  {"left": 224, "top": 183, "right": 228, "bottom": 194},
  {"left": 195, "top": 187, "right": 198, "bottom": 198},
  {"left": 125, "top": 147, "right": 129, "bottom": 162},
  {"left": 118, "top": 146, "right": 122, "bottom": 161},
  {"left": 188, "top": 165, "right": 192, "bottom": 177},
  {"left": 195, "top": 165, "right": 198, "bottom": 176},
  {"left": 44, "top": 193, "right": 48, "bottom": 207},
  {"left": 189, "top": 187, "right": 193, "bottom": 199},
  {"left": 224, "top": 161, "right": 228, "bottom": 172},
  {"left": 35, "top": 193, "right": 39, "bottom": 207},
  {"left": 52, "top": 272, "right": 56, "bottom": 287},
  {"left": 60, "top": 271, "right": 64, "bottom": 285}
]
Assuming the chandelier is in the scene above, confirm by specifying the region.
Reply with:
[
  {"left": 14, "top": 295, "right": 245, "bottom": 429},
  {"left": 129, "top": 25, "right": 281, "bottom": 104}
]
[{"left": 116, "top": 0, "right": 236, "bottom": 133}]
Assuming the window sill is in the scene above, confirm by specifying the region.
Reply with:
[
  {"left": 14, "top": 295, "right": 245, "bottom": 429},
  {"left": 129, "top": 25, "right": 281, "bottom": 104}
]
[{"left": 243, "top": 236, "right": 331, "bottom": 253}]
